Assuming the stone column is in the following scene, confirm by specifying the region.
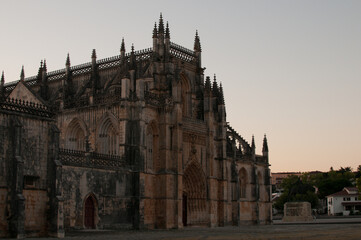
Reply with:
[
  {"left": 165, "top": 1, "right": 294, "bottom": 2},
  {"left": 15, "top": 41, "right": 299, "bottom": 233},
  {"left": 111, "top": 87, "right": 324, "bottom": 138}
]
[
  {"left": 9, "top": 118, "right": 25, "bottom": 239},
  {"left": 48, "top": 125, "right": 64, "bottom": 238}
]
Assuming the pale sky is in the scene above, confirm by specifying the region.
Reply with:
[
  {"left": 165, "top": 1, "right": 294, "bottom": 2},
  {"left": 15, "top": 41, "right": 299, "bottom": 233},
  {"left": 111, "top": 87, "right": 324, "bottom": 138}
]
[{"left": 1, "top": 0, "right": 360, "bottom": 172}]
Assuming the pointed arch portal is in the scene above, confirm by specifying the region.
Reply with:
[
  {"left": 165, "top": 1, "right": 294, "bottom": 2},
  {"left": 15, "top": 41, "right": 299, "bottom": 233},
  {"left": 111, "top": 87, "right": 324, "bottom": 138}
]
[
  {"left": 183, "top": 161, "right": 208, "bottom": 226},
  {"left": 84, "top": 196, "right": 95, "bottom": 229}
]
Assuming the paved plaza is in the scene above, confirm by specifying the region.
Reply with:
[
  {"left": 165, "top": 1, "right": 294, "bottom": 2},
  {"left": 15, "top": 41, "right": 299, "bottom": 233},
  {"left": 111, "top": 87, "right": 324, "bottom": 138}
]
[{"left": 27, "top": 221, "right": 361, "bottom": 240}]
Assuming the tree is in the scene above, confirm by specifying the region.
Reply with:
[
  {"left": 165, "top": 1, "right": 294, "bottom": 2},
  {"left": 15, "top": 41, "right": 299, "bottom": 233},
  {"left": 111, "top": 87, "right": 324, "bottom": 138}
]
[
  {"left": 357, "top": 166, "right": 361, "bottom": 193},
  {"left": 306, "top": 167, "right": 354, "bottom": 199},
  {"left": 274, "top": 175, "right": 318, "bottom": 211}
]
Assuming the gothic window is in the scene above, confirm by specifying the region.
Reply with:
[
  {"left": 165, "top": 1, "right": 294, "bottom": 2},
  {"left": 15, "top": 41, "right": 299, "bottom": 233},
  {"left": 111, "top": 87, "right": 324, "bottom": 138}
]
[
  {"left": 98, "top": 118, "right": 118, "bottom": 155},
  {"left": 258, "top": 171, "right": 263, "bottom": 200},
  {"left": 239, "top": 168, "right": 248, "bottom": 199},
  {"left": 181, "top": 76, "right": 191, "bottom": 117},
  {"left": 146, "top": 127, "right": 153, "bottom": 170},
  {"left": 146, "top": 122, "right": 158, "bottom": 171},
  {"left": 66, "top": 119, "right": 86, "bottom": 151}
]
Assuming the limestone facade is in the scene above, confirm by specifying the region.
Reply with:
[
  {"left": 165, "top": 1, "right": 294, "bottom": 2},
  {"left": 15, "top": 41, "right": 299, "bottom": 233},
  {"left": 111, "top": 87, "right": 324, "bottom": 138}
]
[{"left": 0, "top": 15, "right": 271, "bottom": 238}]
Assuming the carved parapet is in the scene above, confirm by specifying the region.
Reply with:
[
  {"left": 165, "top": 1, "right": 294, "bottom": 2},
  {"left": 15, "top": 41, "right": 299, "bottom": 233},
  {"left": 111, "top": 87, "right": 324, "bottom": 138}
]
[
  {"left": 144, "top": 91, "right": 173, "bottom": 111},
  {"left": 0, "top": 97, "right": 54, "bottom": 118},
  {"left": 59, "top": 148, "right": 126, "bottom": 169}
]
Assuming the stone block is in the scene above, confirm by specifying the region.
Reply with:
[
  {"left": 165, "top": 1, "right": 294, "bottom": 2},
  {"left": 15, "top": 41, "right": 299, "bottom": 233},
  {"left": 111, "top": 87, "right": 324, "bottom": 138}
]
[{"left": 283, "top": 202, "right": 313, "bottom": 222}]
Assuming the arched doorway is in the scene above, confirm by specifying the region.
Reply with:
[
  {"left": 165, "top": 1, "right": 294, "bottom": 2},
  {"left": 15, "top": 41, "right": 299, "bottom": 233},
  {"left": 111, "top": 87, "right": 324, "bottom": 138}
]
[
  {"left": 183, "top": 161, "right": 208, "bottom": 226},
  {"left": 84, "top": 196, "right": 95, "bottom": 229}
]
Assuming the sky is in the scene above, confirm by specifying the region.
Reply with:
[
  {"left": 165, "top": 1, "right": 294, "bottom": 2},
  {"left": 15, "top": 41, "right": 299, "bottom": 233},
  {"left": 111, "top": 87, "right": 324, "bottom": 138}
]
[{"left": 1, "top": 0, "right": 360, "bottom": 172}]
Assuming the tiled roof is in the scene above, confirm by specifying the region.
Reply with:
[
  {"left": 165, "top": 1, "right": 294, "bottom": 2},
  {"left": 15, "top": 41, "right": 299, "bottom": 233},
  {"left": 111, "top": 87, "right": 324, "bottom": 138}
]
[{"left": 327, "top": 187, "right": 360, "bottom": 197}]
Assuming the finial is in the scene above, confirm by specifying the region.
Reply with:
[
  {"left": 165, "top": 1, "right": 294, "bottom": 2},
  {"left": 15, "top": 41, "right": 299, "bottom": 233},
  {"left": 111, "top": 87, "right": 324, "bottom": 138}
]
[
  {"left": 219, "top": 82, "right": 225, "bottom": 105},
  {"left": 158, "top": 13, "right": 164, "bottom": 34},
  {"left": 1, "top": 71, "right": 4, "bottom": 84},
  {"left": 43, "top": 59, "right": 47, "bottom": 71},
  {"left": 20, "top": 65, "right": 25, "bottom": 81},
  {"left": 165, "top": 21, "right": 170, "bottom": 39},
  {"left": 205, "top": 76, "right": 211, "bottom": 91},
  {"left": 194, "top": 30, "right": 201, "bottom": 52},
  {"left": 153, "top": 22, "right": 158, "bottom": 38},
  {"left": 131, "top": 43, "right": 134, "bottom": 53},
  {"left": 263, "top": 134, "right": 268, "bottom": 153},
  {"left": 251, "top": 135, "right": 255, "bottom": 149},
  {"left": 212, "top": 74, "right": 218, "bottom": 96},
  {"left": 92, "top": 49, "right": 96, "bottom": 59},
  {"left": 0, "top": 71, "right": 4, "bottom": 99},
  {"left": 66, "top": 53, "right": 71, "bottom": 66},
  {"left": 121, "top": 38, "right": 125, "bottom": 52},
  {"left": 40, "top": 60, "right": 43, "bottom": 68}
]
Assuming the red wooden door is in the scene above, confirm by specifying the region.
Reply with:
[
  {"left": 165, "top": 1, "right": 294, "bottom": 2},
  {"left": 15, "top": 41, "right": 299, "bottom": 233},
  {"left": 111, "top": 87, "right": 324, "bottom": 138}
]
[
  {"left": 84, "top": 197, "right": 95, "bottom": 228},
  {"left": 182, "top": 193, "right": 187, "bottom": 226}
]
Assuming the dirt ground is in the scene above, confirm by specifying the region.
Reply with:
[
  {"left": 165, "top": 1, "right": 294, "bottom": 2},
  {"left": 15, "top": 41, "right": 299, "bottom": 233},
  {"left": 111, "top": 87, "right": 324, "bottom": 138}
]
[{"left": 33, "top": 222, "right": 361, "bottom": 240}]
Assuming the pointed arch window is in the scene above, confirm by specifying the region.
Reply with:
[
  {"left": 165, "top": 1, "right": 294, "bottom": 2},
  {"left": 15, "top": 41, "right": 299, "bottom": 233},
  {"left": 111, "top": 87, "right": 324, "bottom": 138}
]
[
  {"left": 98, "top": 119, "right": 118, "bottom": 155},
  {"left": 66, "top": 120, "right": 86, "bottom": 151},
  {"left": 146, "top": 122, "right": 158, "bottom": 171},
  {"left": 239, "top": 168, "right": 248, "bottom": 199}
]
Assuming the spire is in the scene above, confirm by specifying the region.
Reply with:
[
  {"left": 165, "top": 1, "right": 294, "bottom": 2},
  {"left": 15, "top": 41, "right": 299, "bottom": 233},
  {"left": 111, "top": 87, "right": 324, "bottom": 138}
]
[
  {"left": 212, "top": 74, "right": 218, "bottom": 96},
  {"left": 130, "top": 43, "right": 136, "bottom": 69},
  {"left": 121, "top": 38, "right": 125, "bottom": 52},
  {"left": 0, "top": 71, "right": 4, "bottom": 99},
  {"left": 1, "top": 71, "right": 4, "bottom": 85},
  {"left": 37, "top": 60, "right": 43, "bottom": 81},
  {"left": 262, "top": 134, "right": 268, "bottom": 153},
  {"left": 219, "top": 82, "right": 225, "bottom": 105},
  {"left": 66, "top": 53, "right": 71, "bottom": 67},
  {"left": 153, "top": 22, "right": 158, "bottom": 38},
  {"left": 158, "top": 13, "right": 164, "bottom": 34},
  {"left": 165, "top": 21, "right": 170, "bottom": 39},
  {"left": 43, "top": 59, "right": 47, "bottom": 72},
  {"left": 92, "top": 49, "right": 97, "bottom": 59},
  {"left": 251, "top": 135, "right": 256, "bottom": 153},
  {"left": 194, "top": 30, "right": 201, "bottom": 52},
  {"left": 20, "top": 65, "right": 25, "bottom": 81},
  {"left": 205, "top": 76, "right": 211, "bottom": 91},
  {"left": 42, "top": 59, "right": 48, "bottom": 84}
]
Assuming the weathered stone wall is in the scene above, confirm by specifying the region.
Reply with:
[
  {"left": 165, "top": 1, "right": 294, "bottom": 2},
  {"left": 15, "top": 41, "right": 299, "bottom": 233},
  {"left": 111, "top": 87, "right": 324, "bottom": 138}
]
[
  {"left": 0, "top": 110, "right": 54, "bottom": 237},
  {"left": 23, "top": 190, "right": 47, "bottom": 236},
  {"left": 62, "top": 166, "right": 133, "bottom": 229},
  {"left": 0, "top": 189, "right": 8, "bottom": 238}
]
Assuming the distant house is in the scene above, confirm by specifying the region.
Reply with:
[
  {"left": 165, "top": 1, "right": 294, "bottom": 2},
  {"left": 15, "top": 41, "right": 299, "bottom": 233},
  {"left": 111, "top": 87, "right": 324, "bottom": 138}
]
[{"left": 327, "top": 187, "right": 361, "bottom": 215}]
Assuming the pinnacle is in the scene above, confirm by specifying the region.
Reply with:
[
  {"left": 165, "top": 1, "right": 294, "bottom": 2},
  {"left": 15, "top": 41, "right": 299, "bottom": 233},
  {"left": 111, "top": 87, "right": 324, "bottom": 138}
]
[
  {"left": 92, "top": 49, "right": 96, "bottom": 59},
  {"left": 153, "top": 22, "right": 158, "bottom": 38},
  {"left": 205, "top": 76, "right": 211, "bottom": 90},
  {"left": 121, "top": 38, "right": 125, "bottom": 52},
  {"left": 1, "top": 71, "right": 4, "bottom": 84},
  {"left": 66, "top": 53, "right": 71, "bottom": 66},
  {"left": 212, "top": 74, "right": 218, "bottom": 96},
  {"left": 20, "top": 65, "right": 25, "bottom": 81},
  {"left": 194, "top": 30, "right": 201, "bottom": 52},
  {"left": 43, "top": 59, "right": 47, "bottom": 71},
  {"left": 263, "top": 134, "right": 269, "bottom": 152},
  {"left": 158, "top": 13, "right": 164, "bottom": 34},
  {"left": 219, "top": 82, "right": 225, "bottom": 105},
  {"left": 165, "top": 21, "right": 170, "bottom": 39}
]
